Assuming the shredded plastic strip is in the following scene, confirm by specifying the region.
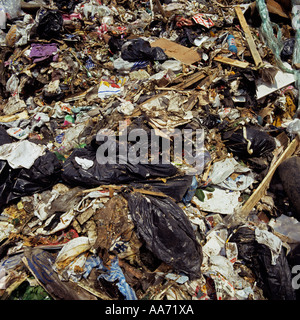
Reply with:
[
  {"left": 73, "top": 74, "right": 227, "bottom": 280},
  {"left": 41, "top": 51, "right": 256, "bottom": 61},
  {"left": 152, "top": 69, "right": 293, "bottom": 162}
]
[{"left": 256, "top": 0, "right": 300, "bottom": 110}]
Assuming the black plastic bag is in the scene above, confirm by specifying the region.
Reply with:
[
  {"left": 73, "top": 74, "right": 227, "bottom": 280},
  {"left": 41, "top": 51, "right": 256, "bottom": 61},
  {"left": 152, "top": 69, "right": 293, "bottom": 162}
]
[
  {"left": 0, "top": 126, "right": 13, "bottom": 146},
  {"left": 281, "top": 38, "right": 295, "bottom": 61},
  {"left": 121, "top": 39, "right": 167, "bottom": 62},
  {"left": 61, "top": 145, "right": 178, "bottom": 187},
  {"left": 131, "top": 175, "right": 193, "bottom": 202},
  {"left": 0, "top": 151, "right": 62, "bottom": 206},
  {"left": 150, "top": 46, "right": 168, "bottom": 61},
  {"left": 124, "top": 191, "right": 202, "bottom": 279},
  {"left": 287, "top": 243, "right": 300, "bottom": 300},
  {"left": 0, "top": 160, "right": 14, "bottom": 209},
  {"left": 7, "top": 151, "right": 62, "bottom": 202},
  {"left": 229, "top": 225, "right": 296, "bottom": 300},
  {"left": 37, "top": 10, "right": 63, "bottom": 40},
  {"left": 0, "top": 127, "right": 57, "bottom": 208},
  {"left": 53, "top": 0, "right": 79, "bottom": 13},
  {"left": 108, "top": 36, "right": 124, "bottom": 55},
  {"left": 0, "top": 126, "right": 19, "bottom": 208},
  {"left": 277, "top": 156, "right": 300, "bottom": 221},
  {"left": 223, "top": 126, "right": 276, "bottom": 158}
]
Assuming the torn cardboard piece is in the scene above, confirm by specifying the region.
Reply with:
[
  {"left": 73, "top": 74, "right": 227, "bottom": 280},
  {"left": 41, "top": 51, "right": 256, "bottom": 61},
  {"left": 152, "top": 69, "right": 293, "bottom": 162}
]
[{"left": 150, "top": 38, "right": 201, "bottom": 65}]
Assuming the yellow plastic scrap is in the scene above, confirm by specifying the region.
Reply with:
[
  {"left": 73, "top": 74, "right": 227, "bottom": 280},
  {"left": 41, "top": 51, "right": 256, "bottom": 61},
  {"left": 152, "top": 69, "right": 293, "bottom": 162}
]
[
  {"left": 17, "top": 201, "right": 24, "bottom": 210},
  {"left": 273, "top": 115, "right": 282, "bottom": 127},
  {"left": 285, "top": 95, "right": 297, "bottom": 117}
]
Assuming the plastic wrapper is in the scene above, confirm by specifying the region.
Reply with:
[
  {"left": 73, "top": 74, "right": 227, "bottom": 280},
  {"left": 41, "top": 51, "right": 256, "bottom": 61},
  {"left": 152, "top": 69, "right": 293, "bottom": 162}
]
[
  {"left": 269, "top": 214, "right": 300, "bottom": 244},
  {"left": 207, "top": 157, "right": 254, "bottom": 191},
  {"left": 0, "top": 140, "right": 46, "bottom": 170},
  {"left": 192, "top": 13, "right": 214, "bottom": 28},
  {"left": 6, "top": 127, "right": 29, "bottom": 140},
  {"left": 54, "top": 236, "right": 91, "bottom": 274},
  {"left": 5, "top": 14, "right": 35, "bottom": 47},
  {"left": 125, "top": 191, "right": 202, "bottom": 279},
  {"left": 36, "top": 209, "right": 76, "bottom": 235},
  {"left": 82, "top": 255, "right": 137, "bottom": 300},
  {"left": 6, "top": 74, "right": 19, "bottom": 95},
  {"left": 0, "top": 5, "right": 6, "bottom": 29},
  {"left": 286, "top": 118, "right": 300, "bottom": 136},
  {"left": 0, "top": 0, "right": 21, "bottom": 19}
]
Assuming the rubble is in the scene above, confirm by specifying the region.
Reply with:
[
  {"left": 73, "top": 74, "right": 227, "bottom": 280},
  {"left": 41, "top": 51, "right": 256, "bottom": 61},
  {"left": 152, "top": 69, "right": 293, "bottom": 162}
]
[{"left": 0, "top": 0, "right": 300, "bottom": 302}]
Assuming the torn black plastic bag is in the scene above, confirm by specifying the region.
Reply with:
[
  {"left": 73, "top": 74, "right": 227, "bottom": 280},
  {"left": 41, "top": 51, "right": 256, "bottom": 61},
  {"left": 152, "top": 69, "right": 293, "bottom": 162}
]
[
  {"left": 0, "top": 126, "right": 14, "bottom": 208},
  {"left": 229, "top": 226, "right": 296, "bottom": 300},
  {"left": 131, "top": 175, "right": 193, "bottom": 202},
  {"left": 23, "top": 248, "right": 96, "bottom": 300},
  {"left": 125, "top": 191, "right": 202, "bottom": 279},
  {"left": 0, "top": 126, "right": 13, "bottom": 145},
  {"left": 121, "top": 38, "right": 167, "bottom": 62},
  {"left": 277, "top": 156, "right": 300, "bottom": 221},
  {"left": 287, "top": 243, "right": 300, "bottom": 300},
  {"left": 223, "top": 126, "right": 276, "bottom": 158},
  {"left": 61, "top": 145, "right": 178, "bottom": 187},
  {"left": 2, "top": 151, "right": 62, "bottom": 205},
  {"left": 9, "top": 151, "right": 62, "bottom": 198},
  {"left": 281, "top": 38, "right": 295, "bottom": 62},
  {"left": 36, "top": 10, "right": 63, "bottom": 40},
  {"left": 0, "top": 160, "right": 14, "bottom": 209}
]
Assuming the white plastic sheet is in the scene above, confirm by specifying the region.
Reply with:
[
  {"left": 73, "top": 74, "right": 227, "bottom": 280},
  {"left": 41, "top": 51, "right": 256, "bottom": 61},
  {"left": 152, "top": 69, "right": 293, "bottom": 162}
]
[
  {"left": 0, "top": 140, "right": 46, "bottom": 169},
  {"left": 208, "top": 157, "right": 254, "bottom": 191}
]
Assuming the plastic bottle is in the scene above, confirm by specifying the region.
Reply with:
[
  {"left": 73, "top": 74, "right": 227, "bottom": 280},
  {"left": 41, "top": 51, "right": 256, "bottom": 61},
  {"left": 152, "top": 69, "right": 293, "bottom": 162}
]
[
  {"left": 0, "top": 5, "right": 6, "bottom": 29},
  {"left": 182, "top": 176, "right": 198, "bottom": 205},
  {"left": 227, "top": 34, "right": 237, "bottom": 55}
]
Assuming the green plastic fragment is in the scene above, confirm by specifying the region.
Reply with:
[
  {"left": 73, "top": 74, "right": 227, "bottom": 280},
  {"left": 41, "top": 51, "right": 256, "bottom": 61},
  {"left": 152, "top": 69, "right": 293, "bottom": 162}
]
[
  {"left": 195, "top": 188, "right": 205, "bottom": 202},
  {"left": 204, "top": 186, "right": 215, "bottom": 192}
]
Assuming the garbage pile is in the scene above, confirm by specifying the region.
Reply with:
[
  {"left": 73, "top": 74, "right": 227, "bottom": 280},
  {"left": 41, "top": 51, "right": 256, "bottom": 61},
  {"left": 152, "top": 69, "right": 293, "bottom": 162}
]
[{"left": 0, "top": 0, "right": 300, "bottom": 300}]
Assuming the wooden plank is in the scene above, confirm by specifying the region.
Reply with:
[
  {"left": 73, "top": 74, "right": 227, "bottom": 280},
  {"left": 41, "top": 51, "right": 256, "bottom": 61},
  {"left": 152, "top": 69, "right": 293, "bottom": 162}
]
[
  {"left": 174, "top": 71, "right": 206, "bottom": 90},
  {"left": 0, "top": 110, "right": 29, "bottom": 123},
  {"left": 74, "top": 280, "right": 113, "bottom": 300},
  {"left": 214, "top": 56, "right": 250, "bottom": 69},
  {"left": 235, "top": 5, "right": 263, "bottom": 67},
  {"left": 266, "top": 0, "right": 289, "bottom": 19},
  {"left": 236, "top": 137, "right": 299, "bottom": 220},
  {"left": 154, "top": 0, "right": 167, "bottom": 21},
  {"left": 150, "top": 38, "right": 201, "bottom": 65},
  {"left": 183, "top": 92, "right": 200, "bottom": 111},
  {"left": 79, "top": 185, "right": 170, "bottom": 198}
]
